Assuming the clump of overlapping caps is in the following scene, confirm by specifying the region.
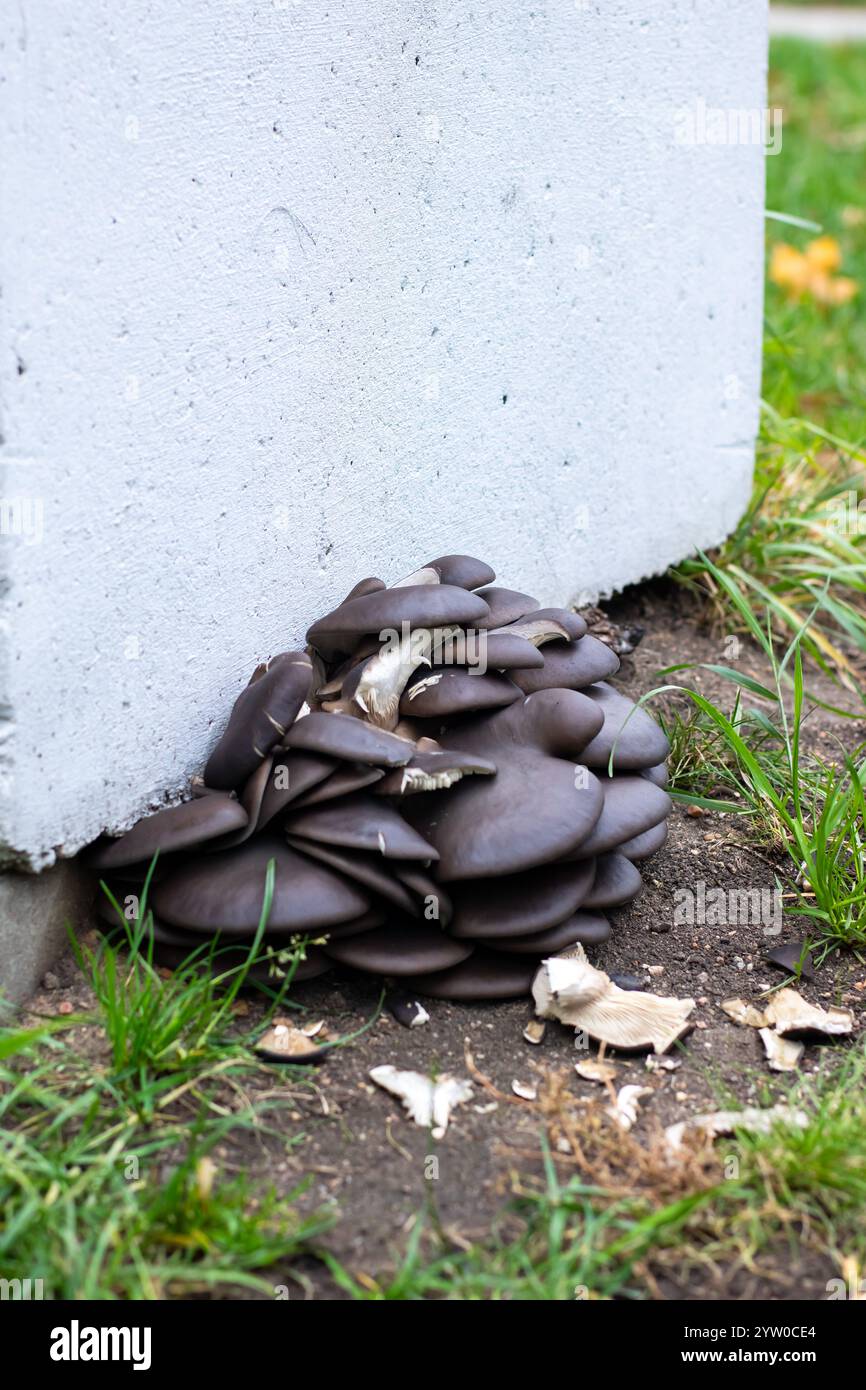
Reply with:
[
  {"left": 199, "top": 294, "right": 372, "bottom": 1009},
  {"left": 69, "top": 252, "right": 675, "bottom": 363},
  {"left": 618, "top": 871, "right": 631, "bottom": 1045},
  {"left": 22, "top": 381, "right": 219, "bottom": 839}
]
[{"left": 89, "top": 555, "right": 672, "bottom": 1000}]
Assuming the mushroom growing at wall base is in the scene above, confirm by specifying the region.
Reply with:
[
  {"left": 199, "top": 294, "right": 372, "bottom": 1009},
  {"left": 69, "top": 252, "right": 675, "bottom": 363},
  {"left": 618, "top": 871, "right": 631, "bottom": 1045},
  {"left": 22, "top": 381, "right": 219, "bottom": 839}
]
[{"left": 86, "top": 554, "right": 672, "bottom": 1001}]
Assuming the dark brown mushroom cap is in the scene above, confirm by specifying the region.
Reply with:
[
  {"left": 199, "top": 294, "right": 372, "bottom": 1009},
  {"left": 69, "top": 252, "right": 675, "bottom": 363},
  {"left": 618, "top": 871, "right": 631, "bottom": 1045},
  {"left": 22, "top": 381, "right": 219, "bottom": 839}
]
[
  {"left": 153, "top": 836, "right": 370, "bottom": 934},
  {"left": 403, "top": 692, "right": 605, "bottom": 880},
  {"left": 410, "top": 555, "right": 496, "bottom": 590},
  {"left": 394, "top": 866, "right": 453, "bottom": 928},
  {"left": 204, "top": 651, "right": 313, "bottom": 790},
  {"left": 582, "top": 853, "right": 644, "bottom": 908},
  {"left": 307, "top": 584, "right": 490, "bottom": 647},
  {"left": 410, "top": 949, "right": 538, "bottom": 1000},
  {"left": 449, "top": 859, "right": 596, "bottom": 939},
  {"left": 475, "top": 587, "right": 540, "bottom": 629},
  {"left": 400, "top": 667, "right": 521, "bottom": 719},
  {"left": 511, "top": 635, "right": 620, "bottom": 694},
  {"left": 494, "top": 910, "right": 611, "bottom": 954},
  {"left": 375, "top": 743, "right": 496, "bottom": 796},
  {"left": 94, "top": 893, "right": 200, "bottom": 946},
  {"left": 256, "top": 750, "right": 336, "bottom": 830},
  {"left": 578, "top": 682, "right": 670, "bottom": 770},
  {"left": 481, "top": 632, "right": 545, "bottom": 669},
  {"left": 567, "top": 777, "right": 672, "bottom": 859},
  {"left": 284, "top": 835, "right": 419, "bottom": 916},
  {"left": 287, "top": 762, "right": 385, "bottom": 809},
  {"left": 321, "top": 909, "right": 387, "bottom": 940},
  {"left": 525, "top": 608, "right": 592, "bottom": 639},
  {"left": 323, "top": 922, "right": 473, "bottom": 975},
  {"left": 89, "top": 792, "right": 248, "bottom": 870},
  {"left": 212, "top": 755, "right": 276, "bottom": 849},
  {"left": 618, "top": 817, "right": 669, "bottom": 861},
  {"left": 284, "top": 711, "right": 415, "bottom": 767},
  {"left": 492, "top": 613, "right": 574, "bottom": 647},
  {"left": 340, "top": 577, "right": 386, "bottom": 603},
  {"left": 284, "top": 792, "right": 439, "bottom": 861}
]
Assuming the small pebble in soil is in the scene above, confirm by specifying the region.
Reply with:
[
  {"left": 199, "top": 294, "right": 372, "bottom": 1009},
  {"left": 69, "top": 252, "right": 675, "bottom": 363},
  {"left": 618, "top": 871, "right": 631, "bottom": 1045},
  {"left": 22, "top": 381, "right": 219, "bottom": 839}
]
[
  {"left": 609, "top": 972, "right": 645, "bottom": 992},
  {"left": 42, "top": 971, "right": 60, "bottom": 991}
]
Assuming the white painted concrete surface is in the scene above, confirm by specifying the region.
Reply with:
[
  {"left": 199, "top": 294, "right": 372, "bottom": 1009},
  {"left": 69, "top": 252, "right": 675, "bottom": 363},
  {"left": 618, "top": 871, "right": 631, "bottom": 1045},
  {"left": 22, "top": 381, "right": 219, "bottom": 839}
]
[{"left": 0, "top": 0, "right": 767, "bottom": 868}]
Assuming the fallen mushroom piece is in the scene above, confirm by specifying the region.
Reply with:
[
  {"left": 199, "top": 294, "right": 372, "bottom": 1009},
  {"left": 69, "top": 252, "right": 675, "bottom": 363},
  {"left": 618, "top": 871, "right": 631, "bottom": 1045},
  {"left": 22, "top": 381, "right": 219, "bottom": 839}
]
[
  {"left": 205, "top": 651, "right": 313, "bottom": 790},
  {"left": 607, "top": 1084, "right": 653, "bottom": 1131},
  {"left": 759, "top": 1028, "right": 804, "bottom": 1072},
  {"left": 512, "top": 1079, "right": 538, "bottom": 1101},
  {"left": 644, "top": 1054, "right": 681, "bottom": 1072},
  {"left": 721, "top": 997, "right": 767, "bottom": 1029},
  {"left": 369, "top": 1065, "right": 473, "bottom": 1137},
  {"left": 763, "top": 988, "right": 853, "bottom": 1040},
  {"left": 532, "top": 946, "right": 694, "bottom": 1053},
  {"left": 254, "top": 1020, "right": 330, "bottom": 1065},
  {"left": 665, "top": 1104, "right": 809, "bottom": 1154},
  {"left": 764, "top": 940, "right": 816, "bottom": 981},
  {"left": 88, "top": 792, "right": 249, "bottom": 870},
  {"left": 575, "top": 1057, "right": 617, "bottom": 1085},
  {"left": 386, "top": 989, "right": 431, "bottom": 1029},
  {"left": 578, "top": 683, "right": 670, "bottom": 771},
  {"left": 511, "top": 635, "right": 621, "bottom": 694},
  {"left": 524, "top": 1020, "right": 546, "bottom": 1045},
  {"left": 284, "top": 711, "right": 414, "bottom": 768}
]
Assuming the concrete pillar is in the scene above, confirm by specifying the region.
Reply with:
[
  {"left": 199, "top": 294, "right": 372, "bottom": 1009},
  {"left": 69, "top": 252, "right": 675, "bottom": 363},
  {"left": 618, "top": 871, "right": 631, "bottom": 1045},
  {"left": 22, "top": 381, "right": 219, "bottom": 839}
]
[{"left": 0, "top": 1, "right": 767, "bottom": 996}]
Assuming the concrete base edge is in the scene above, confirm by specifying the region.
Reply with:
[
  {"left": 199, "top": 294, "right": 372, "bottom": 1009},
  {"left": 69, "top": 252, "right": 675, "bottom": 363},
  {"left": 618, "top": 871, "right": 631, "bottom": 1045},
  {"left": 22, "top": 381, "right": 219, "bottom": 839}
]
[{"left": 0, "top": 860, "right": 93, "bottom": 1006}]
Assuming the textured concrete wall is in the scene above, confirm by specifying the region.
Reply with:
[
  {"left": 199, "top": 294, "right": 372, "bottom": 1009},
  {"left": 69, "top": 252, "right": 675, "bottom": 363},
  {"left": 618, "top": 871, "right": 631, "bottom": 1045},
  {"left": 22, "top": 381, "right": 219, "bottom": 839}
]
[{"left": 0, "top": 0, "right": 767, "bottom": 870}]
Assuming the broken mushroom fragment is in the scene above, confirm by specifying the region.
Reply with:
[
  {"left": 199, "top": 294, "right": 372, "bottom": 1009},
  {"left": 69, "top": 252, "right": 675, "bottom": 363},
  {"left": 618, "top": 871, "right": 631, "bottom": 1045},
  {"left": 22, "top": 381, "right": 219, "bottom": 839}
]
[
  {"left": 763, "top": 988, "right": 853, "bottom": 1040},
  {"left": 369, "top": 1065, "right": 473, "bottom": 1137},
  {"left": 254, "top": 1019, "right": 331, "bottom": 1065},
  {"left": 532, "top": 946, "right": 694, "bottom": 1053},
  {"left": 759, "top": 1028, "right": 804, "bottom": 1072}
]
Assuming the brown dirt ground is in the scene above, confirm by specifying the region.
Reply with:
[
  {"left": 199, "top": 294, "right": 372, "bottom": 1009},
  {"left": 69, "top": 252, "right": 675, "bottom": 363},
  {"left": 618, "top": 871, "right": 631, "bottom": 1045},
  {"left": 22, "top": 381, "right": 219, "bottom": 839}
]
[{"left": 24, "top": 580, "right": 866, "bottom": 1300}]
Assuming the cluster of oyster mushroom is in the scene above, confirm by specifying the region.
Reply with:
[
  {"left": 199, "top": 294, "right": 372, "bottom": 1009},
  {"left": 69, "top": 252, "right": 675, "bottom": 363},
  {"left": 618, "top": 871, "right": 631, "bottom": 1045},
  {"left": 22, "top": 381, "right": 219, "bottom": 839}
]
[{"left": 89, "top": 555, "right": 672, "bottom": 1000}]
